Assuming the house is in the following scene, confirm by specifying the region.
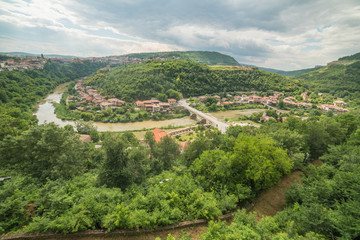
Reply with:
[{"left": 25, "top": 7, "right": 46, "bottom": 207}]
[
  {"left": 168, "top": 98, "right": 177, "bottom": 106},
  {"left": 234, "top": 96, "right": 242, "bottom": 101},
  {"left": 145, "top": 104, "right": 153, "bottom": 112},
  {"left": 94, "top": 94, "right": 104, "bottom": 100},
  {"left": 100, "top": 102, "right": 112, "bottom": 110},
  {"left": 301, "top": 92, "right": 309, "bottom": 100},
  {"left": 151, "top": 99, "right": 160, "bottom": 105},
  {"left": 213, "top": 95, "right": 221, "bottom": 100},
  {"left": 135, "top": 100, "right": 145, "bottom": 108},
  {"left": 152, "top": 128, "right": 169, "bottom": 143},
  {"left": 198, "top": 96, "right": 208, "bottom": 102},
  {"left": 333, "top": 100, "right": 347, "bottom": 106},
  {"left": 160, "top": 102, "right": 170, "bottom": 111},
  {"left": 260, "top": 115, "right": 275, "bottom": 122},
  {"left": 153, "top": 103, "right": 160, "bottom": 112},
  {"left": 108, "top": 98, "right": 124, "bottom": 107}
]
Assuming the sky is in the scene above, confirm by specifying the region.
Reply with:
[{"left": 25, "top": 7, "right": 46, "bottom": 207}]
[{"left": 1, "top": 0, "right": 360, "bottom": 70}]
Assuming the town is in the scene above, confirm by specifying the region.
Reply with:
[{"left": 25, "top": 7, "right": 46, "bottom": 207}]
[
  {"left": 0, "top": 53, "right": 173, "bottom": 71},
  {"left": 70, "top": 79, "right": 178, "bottom": 114},
  {"left": 193, "top": 92, "right": 349, "bottom": 113}
]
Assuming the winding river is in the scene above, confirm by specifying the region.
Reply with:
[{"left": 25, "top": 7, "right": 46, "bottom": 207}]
[{"left": 34, "top": 83, "right": 196, "bottom": 132}]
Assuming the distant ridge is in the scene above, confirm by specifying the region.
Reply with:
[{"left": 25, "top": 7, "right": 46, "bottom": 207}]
[
  {"left": 115, "top": 51, "right": 240, "bottom": 66},
  {"left": 1, "top": 52, "right": 79, "bottom": 58},
  {"left": 258, "top": 66, "right": 323, "bottom": 77}
]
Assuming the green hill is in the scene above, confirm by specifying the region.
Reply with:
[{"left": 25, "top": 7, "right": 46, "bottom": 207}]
[
  {"left": 120, "top": 51, "right": 240, "bottom": 66},
  {"left": 259, "top": 66, "right": 323, "bottom": 77},
  {"left": 296, "top": 53, "right": 360, "bottom": 95},
  {"left": 84, "top": 59, "right": 298, "bottom": 101},
  {"left": 339, "top": 52, "right": 360, "bottom": 61}
]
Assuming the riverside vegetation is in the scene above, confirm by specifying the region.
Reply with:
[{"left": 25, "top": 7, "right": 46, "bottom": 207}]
[{"left": 0, "top": 52, "right": 360, "bottom": 239}]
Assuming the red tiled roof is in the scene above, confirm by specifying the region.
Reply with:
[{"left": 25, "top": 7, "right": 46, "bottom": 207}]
[{"left": 152, "top": 128, "right": 169, "bottom": 143}]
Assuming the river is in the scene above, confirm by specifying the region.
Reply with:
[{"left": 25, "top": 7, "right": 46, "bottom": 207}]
[{"left": 34, "top": 83, "right": 196, "bottom": 132}]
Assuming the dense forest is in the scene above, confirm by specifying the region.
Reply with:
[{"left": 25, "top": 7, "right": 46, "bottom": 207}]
[
  {"left": 296, "top": 56, "right": 360, "bottom": 98},
  {"left": 0, "top": 61, "right": 107, "bottom": 140},
  {"left": 84, "top": 59, "right": 298, "bottom": 101},
  {"left": 120, "top": 51, "right": 240, "bottom": 66}
]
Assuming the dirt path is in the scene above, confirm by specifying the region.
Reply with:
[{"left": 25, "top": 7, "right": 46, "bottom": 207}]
[{"left": 250, "top": 170, "right": 302, "bottom": 219}]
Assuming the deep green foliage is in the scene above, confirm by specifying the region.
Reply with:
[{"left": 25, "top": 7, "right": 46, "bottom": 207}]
[
  {"left": 123, "top": 51, "right": 240, "bottom": 66},
  {"left": 0, "top": 61, "right": 106, "bottom": 140},
  {"left": 200, "top": 210, "right": 326, "bottom": 239},
  {"left": 98, "top": 134, "right": 147, "bottom": 189},
  {"left": 296, "top": 59, "right": 360, "bottom": 95},
  {"left": 0, "top": 123, "right": 88, "bottom": 181},
  {"left": 191, "top": 133, "right": 293, "bottom": 193},
  {"left": 84, "top": 60, "right": 297, "bottom": 101}
]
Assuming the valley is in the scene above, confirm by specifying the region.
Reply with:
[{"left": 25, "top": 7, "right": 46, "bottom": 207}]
[{"left": 1, "top": 51, "right": 360, "bottom": 240}]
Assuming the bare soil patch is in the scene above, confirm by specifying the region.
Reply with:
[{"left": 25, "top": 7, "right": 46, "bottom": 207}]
[{"left": 250, "top": 171, "right": 302, "bottom": 219}]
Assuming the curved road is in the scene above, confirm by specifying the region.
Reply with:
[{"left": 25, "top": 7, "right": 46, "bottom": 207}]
[{"left": 178, "top": 99, "right": 229, "bottom": 133}]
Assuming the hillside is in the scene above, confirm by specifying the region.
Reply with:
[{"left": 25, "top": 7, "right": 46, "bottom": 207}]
[
  {"left": 84, "top": 59, "right": 298, "bottom": 101},
  {"left": 259, "top": 66, "right": 323, "bottom": 77},
  {"left": 296, "top": 53, "right": 360, "bottom": 95},
  {"left": 119, "top": 51, "right": 240, "bottom": 66},
  {"left": 0, "top": 61, "right": 107, "bottom": 140}
]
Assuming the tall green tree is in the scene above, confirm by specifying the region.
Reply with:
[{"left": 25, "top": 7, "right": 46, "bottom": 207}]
[
  {"left": 0, "top": 123, "right": 86, "bottom": 181},
  {"left": 98, "top": 134, "right": 147, "bottom": 189}
]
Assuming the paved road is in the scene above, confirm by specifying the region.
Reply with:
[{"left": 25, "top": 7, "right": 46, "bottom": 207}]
[{"left": 178, "top": 99, "right": 229, "bottom": 133}]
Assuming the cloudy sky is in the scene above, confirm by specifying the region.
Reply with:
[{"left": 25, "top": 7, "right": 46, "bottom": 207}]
[{"left": 1, "top": 0, "right": 360, "bottom": 70}]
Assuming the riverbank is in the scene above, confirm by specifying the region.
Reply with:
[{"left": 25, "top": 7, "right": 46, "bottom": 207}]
[{"left": 34, "top": 83, "right": 197, "bottom": 131}]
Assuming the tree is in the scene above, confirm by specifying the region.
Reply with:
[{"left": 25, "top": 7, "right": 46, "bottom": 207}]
[
  {"left": 206, "top": 97, "right": 218, "bottom": 106},
  {"left": 230, "top": 134, "right": 293, "bottom": 191},
  {"left": 153, "top": 136, "right": 180, "bottom": 171},
  {"left": 182, "top": 135, "right": 212, "bottom": 167},
  {"left": 98, "top": 134, "right": 147, "bottom": 189},
  {"left": 75, "top": 120, "right": 97, "bottom": 134},
  {"left": 157, "top": 93, "right": 168, "bottom": 102},
  {"left": 0, "top": 123, "right": 86, "bottom": 181}
]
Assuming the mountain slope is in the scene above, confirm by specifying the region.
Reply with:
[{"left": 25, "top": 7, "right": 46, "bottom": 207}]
[
  {"left": 119, "top": 51, "right": 240, "bottom": 66},
  {"left": 259, "top": 66, "right": 323, "bottom": 77},
  {"left": 296, "top": 53, "right": 360, "bottom": 94},
  {"left": 84, "top": 59, "right": 298, "bottom": 101}
]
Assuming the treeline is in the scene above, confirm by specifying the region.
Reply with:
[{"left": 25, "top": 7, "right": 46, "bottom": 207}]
[
  {"left": 124, "top": 51, "right": 240, "bottom": 66},
  {"left": 1, "top": 112, "right": 360, "bottom": 238},
  {"left": 84, "top": 60, "right": 298, "bottom": 102},
  {"left": 0, "top": 61, "right": 107, "bottom": 140}
]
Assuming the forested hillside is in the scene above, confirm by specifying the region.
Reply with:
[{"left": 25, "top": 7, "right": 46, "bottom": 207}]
[
  {"left": 0, "top": 61, "right": 107, "bottom": 140},
  {"left": 122, "top": 51, "right": 240, "bottom": 66},
  {"left": 296, "top": 53, "right": 360, "bottom": 98},
  {"left": 84, "top": 59, "right": 298, "bottom": 101}
]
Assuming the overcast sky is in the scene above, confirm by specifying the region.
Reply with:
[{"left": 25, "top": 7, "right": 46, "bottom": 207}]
[{"left": 1, "top": 0, "right": 360, "bottom": 70}]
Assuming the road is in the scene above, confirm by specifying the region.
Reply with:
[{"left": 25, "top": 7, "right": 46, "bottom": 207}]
[{"left": 178, "top": 99, "right": 229, "bottom": 133}]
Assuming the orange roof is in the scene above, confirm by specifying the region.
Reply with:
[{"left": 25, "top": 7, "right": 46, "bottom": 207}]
[
  {"left": 168, "top": 98, "right": 177, "bottom": 102},
  {"left": 152, "top": 128, "right": 169, "bottom": 143}
]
